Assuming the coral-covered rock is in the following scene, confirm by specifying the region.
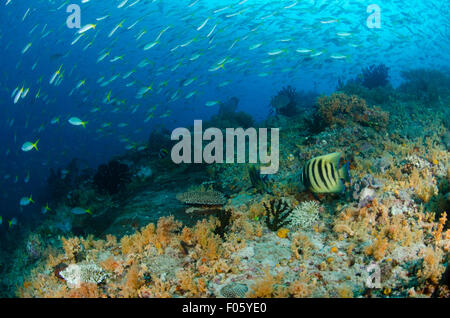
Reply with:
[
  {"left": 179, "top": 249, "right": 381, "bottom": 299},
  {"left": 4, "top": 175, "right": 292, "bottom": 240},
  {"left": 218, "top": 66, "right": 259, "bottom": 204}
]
[{"left": 316, "top": 93, "right": 389, "bottom": 130}]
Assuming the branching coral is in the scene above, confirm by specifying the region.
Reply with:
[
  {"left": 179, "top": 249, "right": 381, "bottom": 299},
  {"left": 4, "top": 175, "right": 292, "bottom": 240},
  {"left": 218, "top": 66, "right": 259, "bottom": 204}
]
[
  {"left": 409, "top": 167, "right": 438, "bottom": 203},
  {"left": 59, "top": 264, "right": 107, "bottom": 288},
  {"left": 120, "top": 217, "right": 180, "bottom": 255}
]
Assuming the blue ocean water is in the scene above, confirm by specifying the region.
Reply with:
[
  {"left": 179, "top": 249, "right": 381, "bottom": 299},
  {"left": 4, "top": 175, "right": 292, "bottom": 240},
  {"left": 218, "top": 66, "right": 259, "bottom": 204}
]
[{"left": 0, "top": 0, "right": 448, "bottom": 229}]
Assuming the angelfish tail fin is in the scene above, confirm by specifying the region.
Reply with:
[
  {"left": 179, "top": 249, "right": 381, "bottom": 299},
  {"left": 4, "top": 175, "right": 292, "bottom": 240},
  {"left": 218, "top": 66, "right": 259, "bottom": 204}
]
[{"left": 339, "top": 161, "right": 351, "bottom": 183}]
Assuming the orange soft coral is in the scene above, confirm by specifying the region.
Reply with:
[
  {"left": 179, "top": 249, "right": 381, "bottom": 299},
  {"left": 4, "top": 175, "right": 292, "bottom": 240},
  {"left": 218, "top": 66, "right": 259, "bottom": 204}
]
[{"left": 247, "top": 266, "right": 286, "bottom": 298}]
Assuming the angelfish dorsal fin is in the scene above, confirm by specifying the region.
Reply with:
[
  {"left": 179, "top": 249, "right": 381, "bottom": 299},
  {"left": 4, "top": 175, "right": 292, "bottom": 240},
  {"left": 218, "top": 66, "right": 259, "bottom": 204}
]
[{"left": 321, "top": 152, "right": 341, "bottom": 166}]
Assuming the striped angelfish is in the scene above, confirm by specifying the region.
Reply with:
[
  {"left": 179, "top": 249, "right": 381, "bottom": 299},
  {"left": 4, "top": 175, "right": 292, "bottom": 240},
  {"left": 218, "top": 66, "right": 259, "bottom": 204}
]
[{"left": 300, "top": 152, "right": 351, "bottom": 193}]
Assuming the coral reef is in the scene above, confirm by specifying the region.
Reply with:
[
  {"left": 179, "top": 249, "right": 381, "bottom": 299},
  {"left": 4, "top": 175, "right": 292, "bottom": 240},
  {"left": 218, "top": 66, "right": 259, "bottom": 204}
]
[
  {"left": 5, "top": 68, "right": 450, "bottom": 299},
  {"left": 399, "top": 69, "right": 450, "bottom": 104}
]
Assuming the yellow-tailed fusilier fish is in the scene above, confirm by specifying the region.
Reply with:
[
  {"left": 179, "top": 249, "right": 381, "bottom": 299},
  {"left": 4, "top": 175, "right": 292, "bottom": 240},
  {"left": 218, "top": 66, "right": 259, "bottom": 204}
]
[
  {"left": 71, "top": 207, "right": 93, "bottom": 215},
  {"left": 78, "top": 24, "right": 96, "bottom": 34},
  {"left": 21, "top": 139, "right": 39, "bottom": 152},
  {"left": 68, "top": 117, "right": 88, "bottom": 127},
  {"left": 8, "top": 218, "right": 17, "bottom": 228},
  {"left": 20, "top": 195, "right": 34, "bottom": 206},
  {"left": 300, "top": 152, "right": 350, "bottom": 193}
]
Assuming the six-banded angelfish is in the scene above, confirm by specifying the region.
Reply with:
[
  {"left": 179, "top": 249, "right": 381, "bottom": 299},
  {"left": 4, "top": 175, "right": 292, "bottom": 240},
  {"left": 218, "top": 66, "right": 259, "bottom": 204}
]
[{"left": 300, "top": 152, "right": 350, "bottom": 193}]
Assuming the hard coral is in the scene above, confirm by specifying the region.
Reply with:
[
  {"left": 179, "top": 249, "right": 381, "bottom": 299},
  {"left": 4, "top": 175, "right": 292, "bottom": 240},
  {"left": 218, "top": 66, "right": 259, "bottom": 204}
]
[
  {"left": 287, "top": 201, "right": 320, "bottom": 230},
  {"left": 176, "top": 189, "right": 226, "bottom": 205},
  {"left": 59, "top": 264, "right": 107, "bottom": 288},
  {"left": 176, "top": 189, "right": 227, "bottom": 215},
  {"left": 220, "top": 283, "right": 248, "bottom": 298}
]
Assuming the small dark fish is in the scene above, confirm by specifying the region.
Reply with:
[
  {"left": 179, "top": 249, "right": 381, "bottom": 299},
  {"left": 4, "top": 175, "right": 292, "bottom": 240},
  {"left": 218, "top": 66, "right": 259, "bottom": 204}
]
[
  {"left": 50, "top": 53, "right": 63, "bottom": 60},
  {"left": 158, "top": 148, "right": 169, "bottom": 159}
]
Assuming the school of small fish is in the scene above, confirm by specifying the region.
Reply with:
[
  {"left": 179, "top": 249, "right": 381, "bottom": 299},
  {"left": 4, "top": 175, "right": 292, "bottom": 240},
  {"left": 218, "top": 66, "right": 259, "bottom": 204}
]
[{"left": 0, "top": 0, "right": 448, "bottom": 227}]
